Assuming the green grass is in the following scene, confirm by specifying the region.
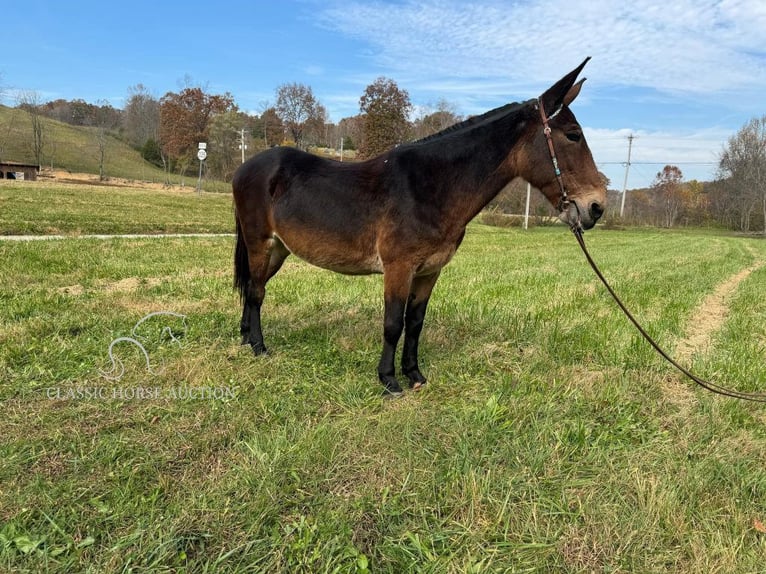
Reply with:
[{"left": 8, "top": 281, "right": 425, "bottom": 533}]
[
  {"left": 0, "top": 105, "right": 228, "bottom": 190},
  {"left": 1, "top": 205, "right": 766, "bottom": 572},
  {"left": 0, "top": 181, "right": 233, "bottom": 235}
]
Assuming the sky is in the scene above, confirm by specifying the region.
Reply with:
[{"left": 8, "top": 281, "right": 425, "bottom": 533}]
[{"left": 2, "top": 0, "right": 765, "bottom": 190}]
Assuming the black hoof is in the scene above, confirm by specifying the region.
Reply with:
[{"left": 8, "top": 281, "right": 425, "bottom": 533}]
[
  {"left": 404, "top": 369, "right": 427, "bottom": 390},
  {"left": 251, "top": 343, "right": 268, "bottom": 356},
  {"left": 382, "top": 386, "right": 405, "bottom": 399},
  {"left": 379, "top": 376, "right": 404, "bottom": 398}
]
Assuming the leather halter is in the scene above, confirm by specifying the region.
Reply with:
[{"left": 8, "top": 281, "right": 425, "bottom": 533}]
[{"left": 536, "top": 97, "right": 578, "bottom": 226}]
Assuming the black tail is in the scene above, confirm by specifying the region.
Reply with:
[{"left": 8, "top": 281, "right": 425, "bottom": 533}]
[{"left": 234, "top": 214, "right": 250, "bottom": 302}]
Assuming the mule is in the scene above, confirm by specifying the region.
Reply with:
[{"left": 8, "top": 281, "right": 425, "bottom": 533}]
[{"left": 233, "top": 58, "right": 606, "bottom": 395}]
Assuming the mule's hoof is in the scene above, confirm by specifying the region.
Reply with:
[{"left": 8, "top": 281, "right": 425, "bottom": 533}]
[
  {"left": 251, "top": 343, "right": 268, "bottom": 356},
  {"left": 380, "top": 377, "right": 404, "bottom": 398},
  {"left": 404, "top": 370, "right": 427, "bottom": 390},
  {"left": 382, "top": 386, "right": 405, "bottom": 399}
]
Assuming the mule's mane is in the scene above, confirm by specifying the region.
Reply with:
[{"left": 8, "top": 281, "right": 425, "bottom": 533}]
[{"left": 412, "top": 99, "right": 530, "bottom": 145}]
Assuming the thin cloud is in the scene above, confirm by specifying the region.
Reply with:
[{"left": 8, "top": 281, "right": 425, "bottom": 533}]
[{"left": 319, "top": 0, "right": 766, "bottom": 96}]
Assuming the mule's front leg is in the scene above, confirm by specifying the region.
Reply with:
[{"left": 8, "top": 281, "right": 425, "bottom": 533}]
[
  {"left": 401, "top": 271, "right": 440, "bottom": 389},
  {"left": 377, "top": 297, "right": 406, "bottom": 395},
  {"left": 378, "top": 265, "right": 413, "bottom": 396}
]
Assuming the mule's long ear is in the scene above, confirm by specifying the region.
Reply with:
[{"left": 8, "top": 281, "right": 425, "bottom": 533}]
[
  {"left": 563, "top": 78, "right": 586, "bottom": 107},
  {"left": 539, "top": 57, "right": 590, "bottom": 116}
]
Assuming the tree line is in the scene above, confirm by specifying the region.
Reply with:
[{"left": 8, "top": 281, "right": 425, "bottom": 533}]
[
  {"left": 3, "top": 73, "right": 764, "bottom": 233},
  {"left": 7, "top": 78, "right": 460, "bottom": 184}
]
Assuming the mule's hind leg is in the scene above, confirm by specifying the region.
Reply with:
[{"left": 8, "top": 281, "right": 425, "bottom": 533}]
[
  {"left": 240, "top": 238, "right": 289, "bottom": 355},
  {"left": 401, "top": 271, "right": 440, "bottom": 389}
]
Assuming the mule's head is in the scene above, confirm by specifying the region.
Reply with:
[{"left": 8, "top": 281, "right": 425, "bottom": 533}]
[{"left": 518, "top": 57, "right": 606, "bottom": 230}]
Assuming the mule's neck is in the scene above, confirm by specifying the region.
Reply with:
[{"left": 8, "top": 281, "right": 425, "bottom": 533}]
[{"left": 403, "top": 102, "right": 533, "bottom": 228}]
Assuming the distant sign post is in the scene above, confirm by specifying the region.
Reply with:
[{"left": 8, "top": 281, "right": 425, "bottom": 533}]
[{"left": 196, "top": 143, "right": 207, "bottom": 193}]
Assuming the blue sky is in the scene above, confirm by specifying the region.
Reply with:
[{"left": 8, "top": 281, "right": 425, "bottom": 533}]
[{"left": 2, "top": 0, "right": 765, "bottom": 189}]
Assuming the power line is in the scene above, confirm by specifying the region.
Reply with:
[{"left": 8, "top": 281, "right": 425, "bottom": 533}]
[{"left": 599, "top": 161, "right": 717, "bottom": 165}]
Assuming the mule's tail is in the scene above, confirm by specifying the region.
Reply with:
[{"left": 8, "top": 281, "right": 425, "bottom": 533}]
[{"left": 234, "top": 214, "right": 250, "bottom": 302}]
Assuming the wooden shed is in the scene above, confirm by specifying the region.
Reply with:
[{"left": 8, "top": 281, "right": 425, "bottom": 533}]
[{"left": 0, "top": 161, "right": 40, "bottom": 181}]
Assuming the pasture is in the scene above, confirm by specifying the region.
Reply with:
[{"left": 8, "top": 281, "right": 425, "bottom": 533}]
[{"left": 1, "top": 183, "right": 766, "bottom": 572}]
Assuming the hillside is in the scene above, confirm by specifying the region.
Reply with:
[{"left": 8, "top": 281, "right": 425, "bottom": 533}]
[{"left": 0, "top": 105, "right": 227, "bottom": 191}]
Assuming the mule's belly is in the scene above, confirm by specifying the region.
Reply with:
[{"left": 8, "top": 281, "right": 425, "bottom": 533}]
[{"left": 274, "top": 229, "right": 383, "bottom": 275}]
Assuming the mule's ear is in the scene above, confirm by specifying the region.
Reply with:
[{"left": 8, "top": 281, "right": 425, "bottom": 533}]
[
  {"left": 539, "top": 57, "right": 590, "bottom": 116},
  {"left": 563, "top": 78, "right": 586, "bottom": 107}
]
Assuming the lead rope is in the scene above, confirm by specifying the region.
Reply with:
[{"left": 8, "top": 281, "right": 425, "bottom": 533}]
[{"left": 572, "top": 226, "right": 766, "bottom": 403}]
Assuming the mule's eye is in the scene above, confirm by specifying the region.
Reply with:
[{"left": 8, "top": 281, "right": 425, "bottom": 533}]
[{"left": 566, "top": 131, "right": 582, "bottom": 143}]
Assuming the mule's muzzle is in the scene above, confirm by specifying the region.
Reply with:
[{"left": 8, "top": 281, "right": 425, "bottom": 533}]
[
  {"left": 560, "top": 199, "right": 604, "bottom": 231},
  {"left": 590, "top": 201, "right": 604, "bottom": 223}
]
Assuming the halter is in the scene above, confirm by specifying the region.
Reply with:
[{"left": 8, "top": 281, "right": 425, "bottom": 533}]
[{"left": 536, "top": 98, "right": 579, "bottom": 226}]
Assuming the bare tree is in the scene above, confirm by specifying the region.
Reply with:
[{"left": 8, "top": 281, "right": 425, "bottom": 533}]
[
  {"left": 18, "top": 91, "right": 46, "bottom": 166},
  {"left": 275, "top": 83, "right": 321, "bottom": 150},
  {"left": 412, "top": 98, "right": 462, "bottom": 140},
  {"left": 0, "top": 74, "right": 16, "bottom": 164},
  {"left": 718, "top": 116, "right": 766, "bottom": 234},
  {"left": 124, "top": 84, "right": 160, "bottom": 150}
]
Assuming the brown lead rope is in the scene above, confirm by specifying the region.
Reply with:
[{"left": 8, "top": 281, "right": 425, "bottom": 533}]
[{"left": 572, "top": 227, "right": 766, "bottom": 403}]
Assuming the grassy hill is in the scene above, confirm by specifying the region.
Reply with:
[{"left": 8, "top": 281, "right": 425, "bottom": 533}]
[{"left": 0, "top": 105, "right": 227, "bottom": 191}]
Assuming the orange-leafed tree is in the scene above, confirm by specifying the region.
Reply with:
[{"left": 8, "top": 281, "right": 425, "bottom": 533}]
[{"left": 159, "top": 87, "right": 236, "bottom": 173}]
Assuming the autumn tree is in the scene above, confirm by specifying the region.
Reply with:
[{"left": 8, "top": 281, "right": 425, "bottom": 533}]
[
  {"left": 358, "top": 77, "right": 412, "bottom": 159},
  {"left": 275, "top": 83, "right": 322, "bottom": 150},
  {"left": 303, "top": 103, "right": 328, "bottom": 147},
  {"left": 651, "top": 165, "right": 686, "bottom": 227},
  {"left": 159, "top": 87, "right": 236, "bottom": 174},
  {"left": 258, "top": 107, "right": 284, "bottom": 147},
  {"left": 717, "top": 116, "right": 766, "bottom": 233}
]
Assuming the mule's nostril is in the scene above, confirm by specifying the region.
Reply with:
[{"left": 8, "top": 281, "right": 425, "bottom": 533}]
[{"left": 590, "top": 201, "right": 604, "bottom": 220}]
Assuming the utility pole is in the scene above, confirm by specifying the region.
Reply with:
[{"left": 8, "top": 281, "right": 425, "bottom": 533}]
[
  {"left": 239, "top": 128, "right": 248, "bottom": 164},
  {"left": 524, "top": 181, "right": 531, "bottom": 230},
  {"left": 619, "top": 134, "right": 634, "bottom": 218}
]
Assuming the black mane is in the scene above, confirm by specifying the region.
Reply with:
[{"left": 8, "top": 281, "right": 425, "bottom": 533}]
[{"left": 412, "top": 100, "right": 531, "bottom": 144}]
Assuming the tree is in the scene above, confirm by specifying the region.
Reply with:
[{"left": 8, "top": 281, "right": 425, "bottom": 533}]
[
  {"left": 18, "top": 91, "right": 46, "bottom": 167},
  {"left": 338, "top": 115, "right": 364, "bottom": 151},
  {"left": 259, "top": 107, "right": 283, "bottom": 147},
  {"left": 412, "top": 99, "right": 462, "bottom": 140},
  {"left": 92, "top": 99, "right": 116, "bottom": 181},
  {"left": 275, "top": 83, "right": 322, "bottom": 150},
  {"left": 651, "top": 165, "right": 685, "bottom": 228},
  {"left": 718, "top": 116, "right": 766, "bottom": 233},
  {"left": 303, "top": 103, "right": 328, "bottom": 147},
  {"left": 159, "top": 87, "right": 236, "bottom": 174},
  {"left": 207, "top": 109, "right": 248, "bottom": 181},
  {"left": 358, "top": 77, "right": 412, "bottom": 159},
  {"left": 124, "top": 84, "right": 160, "bottom": 150}
]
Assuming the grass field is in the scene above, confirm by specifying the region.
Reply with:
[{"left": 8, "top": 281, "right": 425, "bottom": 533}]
[
  {"left": 1, "top": 184, "right": 766, "bottom": 572},
  {"left": 0, "top": 181, "right": 233, "bottom": 235}
]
